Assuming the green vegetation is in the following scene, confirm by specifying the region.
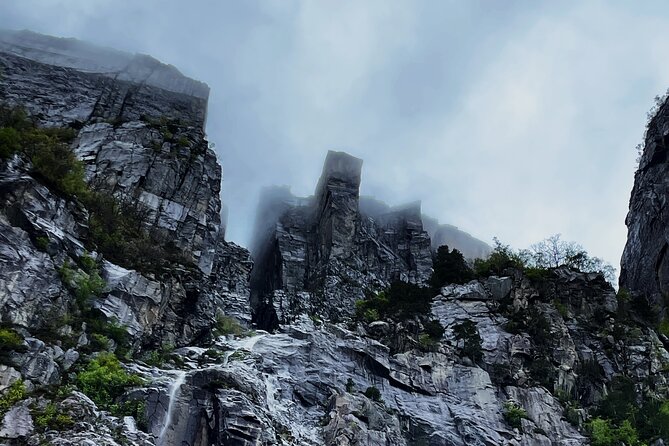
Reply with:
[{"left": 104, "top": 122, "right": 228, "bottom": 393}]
[
  {"left": 503, "top": 401, "right": 528, "bottom": 431},
  {"left": 659, "top": 317, "right": 669, "bottom": 338},
  {"left": 585, "top": 374, "right": 669, "bottom": 445},
  {"left": 473, "top": 235, "right": 615, "bottom": 284},
  {"left": 76, "top": 352, "right": 143, "bottom": 409},
  {"left": 0, "top": 104, "right": 192, "bottom": 274},
  {"left": 58, "top": 258, "right": 105, "bottom": 309},
  {"left": 474, "top": 238, "right": 525, "bottom": 277},
  {"left": 0, "top": 327, "right": 25, "bottom": 353},
  {"left": 364, "top": 386, "right": 382, "bottom": 402},
  {"left": 430, "top": 245, "right": 472, "bottom": 289},
  {"left": 0, "top": 380, "right": 26, "bottom": 416},
  {"left": 587, "top": 418, "right": 643, "bottom": 446},
  {"left": 346, "top": 378, "right": 355, "bottom": 393},
  {"left": 112, "top": 399, "right": 147, "bottom": 431},
  {"left": 215, "top": 315, "right": 248, "bottom": 337},
  {"left": 453, "top": 320, "right": 483, "bottom": 362},
  {"left": 0, "top": 105, "right": 83, "bottom": 195},
  {"left": 419, "top": 319, "right": 445, "bottom": 351},
  {"left": 35, "top": 236, "right": 49, "bottom": 251},
  {"left": 140, "top": 344, "right": 175, "bottom": 367},
  {"left": 355, "top": 281, "right": 432, "bottom": 322},
  {"left": 34, "top": 402, "right": 75, "bottom": 431},
  {"left": 554, "top": 299, "right": 569, "bottom": 318}
]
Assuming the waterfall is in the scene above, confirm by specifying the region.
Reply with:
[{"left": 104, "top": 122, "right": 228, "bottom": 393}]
[{"left": 157, "top": 370, "right": 187, "bottom": 445}]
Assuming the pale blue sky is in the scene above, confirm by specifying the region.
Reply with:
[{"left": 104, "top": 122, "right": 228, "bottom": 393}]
[{"left": 2, "top": 0, "right": 669, "bottom": 272}]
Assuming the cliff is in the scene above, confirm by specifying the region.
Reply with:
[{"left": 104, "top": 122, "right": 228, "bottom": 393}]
[
  {"left": 250, "top": 151, "right": 433, "bottom": 329},
  {"left": 0, "top": 31, "right": 668, "bottom": 446},
  {"left": 621, "top": 94, "right": 669, "bottom": 321}
]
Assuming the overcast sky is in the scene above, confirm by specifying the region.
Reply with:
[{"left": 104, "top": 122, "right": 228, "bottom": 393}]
[{"left": 2, "top": 0, "right": 669, "bottom": 272}]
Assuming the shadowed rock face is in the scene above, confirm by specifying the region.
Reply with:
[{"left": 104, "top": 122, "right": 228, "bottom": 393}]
[
  {"left": 250, "top": 151, "right": 433, "bottom": 329},
  {"left": 621, "top": 95, "right": 669, "bottom": 316}
]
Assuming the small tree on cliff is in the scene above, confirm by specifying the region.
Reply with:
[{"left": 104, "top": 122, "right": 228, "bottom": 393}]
[{"left": 430, "top": 245, "right": 473, "bottom": 289}]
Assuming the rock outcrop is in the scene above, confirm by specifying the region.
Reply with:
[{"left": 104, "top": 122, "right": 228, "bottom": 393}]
[
  {"left": 621, "top": 94, "right": 669, "bottom": 318},
  {"left": 250, "top": 151, "right": 433, "bottom": 329},
  {"left": 0, "top": 34, "right": 253, "bottom": 351}
]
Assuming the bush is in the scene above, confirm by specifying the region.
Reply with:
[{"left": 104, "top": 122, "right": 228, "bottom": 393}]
[
  {"left": 423, "top": 319, "right": 445, "bottom": 340},
  {"left": 0, "top": 127, "right": 21, "bottom": 158},
  {"left": 215, "top": 316, "right": 246, "bottom": 337},
  {"left": 589, "top": 417, "right": 616, "bottom": 446},
  {"left": 659, "top": 317, "right": 669, "bottom": 338},
  {"left": 76, "top": 352, "right": 144, "bottom": 409},
  {"left": 597, "top": 376, "right": 636, "bottom": 423},
  {"left": 58, "top": 261, "right": 105, "bottom": 309},
  {"left": 356, "top": 281, "right": 433, "bottom": 322},
  {"left": 431, "top": 245, "right": 473, "bottom": 288},
  {"left": 474, "top": 238, "right": 525, "bottom": 277},
  {"left": 503, "top": 401, "right": 528, "bottom": 431},
  {"left": 0, "top": 380, "right": 26, "bottom": 415},
  {"left": 111, "top": 399, "right": 147, "bottom": 431},
  {"left": 587, "top": 417, "right": 643, "bottom": 446},
  {"left": 34, "top": 402, "right": 75, "bottom": 431},
  {"left": 345, "top": 378, "right": 355, "bottom": 393},
  {"left": 364, "top": 386, "right": 382, "bottom": 402},
  {"left": 0, "top": 327, "right": 25, "bottom": 353},
  {"left": 453, "top": 320, "right": 483, "bottom": 362}
]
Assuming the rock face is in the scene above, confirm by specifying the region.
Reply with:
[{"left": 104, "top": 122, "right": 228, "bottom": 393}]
[
  {"left": 0, "top": 34, "right": 253, "bottom": 351},
  {"left": 621, "top": 95, "right": 669, "bottom": 317},
  {"left": 250, "top": 151, "right": 433, "bottom": 329},
  {"left": 3, "top": 30, "right": 669, "bottom": 446}
]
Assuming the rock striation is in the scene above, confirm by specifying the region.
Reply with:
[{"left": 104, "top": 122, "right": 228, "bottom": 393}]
[{"left": 250, "top": 151, "right": 433, "bottom": 329}]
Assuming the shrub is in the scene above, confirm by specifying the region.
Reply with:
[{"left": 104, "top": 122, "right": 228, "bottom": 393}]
[
  {"left": 503, "top": 401, "right": 528, "bottom": 431},
  {"left": 588, "top": 417, "right": 616, "bottom": 446},
  {"left": 474, "top": 238, "right": 525, "bottom": 277},
  {"left": 597, "top": 376, "right": 636, "bottom": 423},
  {"left": 423, "top": 319, "right": 445, "bottom": 340},
  {"left": 356, "top": 281, "right": 433, "bottom": 322},
  {"left": 345, "top": 378, "right": 355, "bottom": 393},
  {"left": 364, "top": 386, "right": 382, "bottom": 402},
  {"left": 76, "top": 352, "right": 144, "bottom": 409},
  {"left": 0, "top": 328, "right": 25, "bottom": 352},
  {"left": 659, "top": 317, "right": 669, "bottom": 338},
  {"left": 0, "top": 380, "right": 26, "bottom": 415},
  {"left": 111, "top": 399, "right": 147, "bottom": 431},
  {"left": 430, "top": 245, "right": 473, "bottom": 288},
  {"left": 0, "top": 127, "right": 21, "bottom": 158},
  {"left": 58, "top": 261, "right": 106, "bottom": 310},
  {"left": 453, "top": 320, "right": 483, "bottom": 362},
  {"left": 215, "top": 316, "right": 246, "bottom": 337},
  {"left": 553, "top": 299, "right": 569, "bottom": 318},
  {"left": 34, "top": 402, "right": 75, "bottom": 431},
  {"left": 564, "top": 400, "right": 582, "bottom": 426}
]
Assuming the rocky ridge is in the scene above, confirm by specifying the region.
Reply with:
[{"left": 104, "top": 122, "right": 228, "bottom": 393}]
[{"left": 0, "top": 31, "right": 668, "bottom": 446}]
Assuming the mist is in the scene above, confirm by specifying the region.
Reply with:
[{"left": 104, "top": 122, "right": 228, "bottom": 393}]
[{"left": 2, "top": 0, "right": 669, "bottom": 270}]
